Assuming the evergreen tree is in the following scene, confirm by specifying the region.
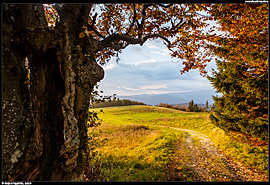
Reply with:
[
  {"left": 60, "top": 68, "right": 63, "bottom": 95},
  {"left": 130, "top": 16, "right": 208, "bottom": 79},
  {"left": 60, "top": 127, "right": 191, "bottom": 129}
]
[
  {"left": 188, "top": 100, "right": 194, "bottom": 112},
  {"left": 206, "top": 4, "right": 268, "bottom": 141},
  {"left": 206, "top": 100, "right": 209, "bottom": 109},
  {"left": 207, "top": 59, "right": 268, "bottom": 141}
]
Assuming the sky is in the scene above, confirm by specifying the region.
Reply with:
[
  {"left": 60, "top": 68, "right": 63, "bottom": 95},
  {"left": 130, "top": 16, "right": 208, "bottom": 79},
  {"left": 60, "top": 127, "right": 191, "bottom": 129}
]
[{"left": 97, "top": 39, "right": 218, "bottom": 97}]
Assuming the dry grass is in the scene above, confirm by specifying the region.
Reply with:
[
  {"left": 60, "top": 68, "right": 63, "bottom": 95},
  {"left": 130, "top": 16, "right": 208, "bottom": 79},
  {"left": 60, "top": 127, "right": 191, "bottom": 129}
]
[{"left": 88, "top": 123, "right": 187, "bottom": 181}]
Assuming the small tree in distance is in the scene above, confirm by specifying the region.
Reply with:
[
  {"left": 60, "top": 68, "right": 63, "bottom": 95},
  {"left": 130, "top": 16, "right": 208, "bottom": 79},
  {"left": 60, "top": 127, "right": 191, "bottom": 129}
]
[
  {"left": 194, "top": 104, "right": 199, "bottom": 112},
  {"left": 187, "top": 100, "right": 194, "bottom": 112}
]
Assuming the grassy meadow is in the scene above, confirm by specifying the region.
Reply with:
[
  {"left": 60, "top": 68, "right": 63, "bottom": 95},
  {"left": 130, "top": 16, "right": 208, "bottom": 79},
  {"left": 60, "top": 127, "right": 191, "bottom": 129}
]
[{"left": 87, "top": 105, "right": 268, "bottom": 181}]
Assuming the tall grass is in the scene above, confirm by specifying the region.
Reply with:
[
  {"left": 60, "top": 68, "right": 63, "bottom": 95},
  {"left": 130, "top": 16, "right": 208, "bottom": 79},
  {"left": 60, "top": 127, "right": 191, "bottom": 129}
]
[{"left": 89, "top": 123, "right": 188, "bottom": 181}]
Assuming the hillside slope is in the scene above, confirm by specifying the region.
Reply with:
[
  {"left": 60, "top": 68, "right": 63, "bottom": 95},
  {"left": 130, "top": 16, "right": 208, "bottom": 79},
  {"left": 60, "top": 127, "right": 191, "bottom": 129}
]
[
  {"left": 88, "top": 106, "right": 268, "bottom": 181},
  {"left": 118, "top": 90, "right": 218, "bottom": 105}
]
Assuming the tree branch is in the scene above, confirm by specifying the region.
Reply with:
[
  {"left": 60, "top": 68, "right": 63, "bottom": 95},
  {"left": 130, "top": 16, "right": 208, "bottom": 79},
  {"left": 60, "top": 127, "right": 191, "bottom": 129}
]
[
  {"left": 125, "top": 4, "right": 137, "bottom": 35},
  {"left": 97, "top": 32, "right": 173, "bottom": 52},
  {"left": 143, "top": 34, "right": 173, "bottom": 50},
  {"left": 90, "top": 12, "right": 98, "bottom": 27},
  {"left": 97, "top": 34, "right": 144, "bottom": 51},
  {"left": 88, "top": 25, "right": 106, "bottom": 39},
  {"left": 137, "top": 4, "right": 148, "bottom": 39}
]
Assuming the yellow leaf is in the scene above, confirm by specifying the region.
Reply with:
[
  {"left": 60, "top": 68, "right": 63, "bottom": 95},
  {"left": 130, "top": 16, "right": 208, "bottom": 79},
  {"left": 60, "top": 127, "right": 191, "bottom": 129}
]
[
  {"left": 79, "top": 32, "right": 85, "bottom": 38},
  {"left": 24, "top": 80, "right": 30, "bottom": 85}
]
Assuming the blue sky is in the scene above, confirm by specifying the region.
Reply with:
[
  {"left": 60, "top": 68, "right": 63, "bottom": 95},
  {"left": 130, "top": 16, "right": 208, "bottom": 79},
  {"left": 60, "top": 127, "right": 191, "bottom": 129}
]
[{"left": 98, "top": 39, "right": 218, "bottom": 96}]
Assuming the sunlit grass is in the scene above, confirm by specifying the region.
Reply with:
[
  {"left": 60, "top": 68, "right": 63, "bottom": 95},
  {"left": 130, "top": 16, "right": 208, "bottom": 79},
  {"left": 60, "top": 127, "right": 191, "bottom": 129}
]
[
  {"left": 90, "top": 105, "right": 268, "bottom": 180},
  {"left": 89, "top": 123, "right": 188, "bottom": 181}
]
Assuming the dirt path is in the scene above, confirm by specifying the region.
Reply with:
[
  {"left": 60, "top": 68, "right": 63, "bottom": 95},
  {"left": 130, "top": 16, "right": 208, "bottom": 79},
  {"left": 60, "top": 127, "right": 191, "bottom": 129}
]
[{"left": 160, "top": 126, "right": 268, "bottom": 182}]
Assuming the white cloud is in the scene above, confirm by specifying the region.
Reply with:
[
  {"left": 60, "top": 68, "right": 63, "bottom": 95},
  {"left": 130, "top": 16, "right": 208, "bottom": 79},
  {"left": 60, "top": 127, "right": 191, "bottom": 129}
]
[
  {"left": 149, "top": 49, "right": 171, "bottom": 56},
  {"left": 116, "top": 90, "right": 185, "bottom": 96},
  {"left": 103, "top": 64, "right": 117, "bottom": 70},
  {"left": 134, "top": 58, "right": 158, "bottom": 66},
  {"left": 144, "top": 42, "right": 159, "bottom": 49},
  {"left": 150, "top": 51, "right": 167, "bottom": 56},
  {"left": 139, "top": 84, "right": 168, "bottom": 90},
  {"left": 122, "top": 87, "right": 139, "bottom": 91}
]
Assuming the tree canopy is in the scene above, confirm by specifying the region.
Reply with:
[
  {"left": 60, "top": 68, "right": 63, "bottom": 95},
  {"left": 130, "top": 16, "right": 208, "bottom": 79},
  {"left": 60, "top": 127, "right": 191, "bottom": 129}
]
[
  {"left": 43, "top": 4, "right": 218, "bottom": 75},
  {"left": 206, "top": 4, "right": 268, "bottom": 77},
  {"left": 207, "top": 4, "right": 268, "bottom": 141},
  {"left": 43, "top": 4, "right": 269, "bottom": 76}
]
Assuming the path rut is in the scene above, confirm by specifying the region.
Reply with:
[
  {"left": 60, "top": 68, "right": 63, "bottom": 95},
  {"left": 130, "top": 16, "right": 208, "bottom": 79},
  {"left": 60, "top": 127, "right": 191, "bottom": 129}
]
[{"left": 160, "top": 126, "right": 268, "bottom": 182}]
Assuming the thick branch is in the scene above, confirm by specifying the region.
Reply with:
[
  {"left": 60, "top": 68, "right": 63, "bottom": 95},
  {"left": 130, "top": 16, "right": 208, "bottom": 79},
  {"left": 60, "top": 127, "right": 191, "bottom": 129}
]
[
  {"left": 97, "top": 33, "right": 172, "bottom": 51},
  {"left": 97, "top": 34, "right": 144, "bottom": 51}
]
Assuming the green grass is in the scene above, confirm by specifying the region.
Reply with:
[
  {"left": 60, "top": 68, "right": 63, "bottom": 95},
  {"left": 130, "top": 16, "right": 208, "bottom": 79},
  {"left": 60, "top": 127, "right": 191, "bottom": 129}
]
[
  {"left": 89, "top": 123, "right": 188, "bottom": 181},
  {"left": 89, "top": 105, "right": 268, "bottom": 181}
]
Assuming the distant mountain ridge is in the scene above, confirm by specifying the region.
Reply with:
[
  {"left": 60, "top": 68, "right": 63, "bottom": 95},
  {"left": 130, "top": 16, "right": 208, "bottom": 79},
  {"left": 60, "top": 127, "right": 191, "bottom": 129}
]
[{"left": 118, "top": 90, "right": 218, "bottom": 106}]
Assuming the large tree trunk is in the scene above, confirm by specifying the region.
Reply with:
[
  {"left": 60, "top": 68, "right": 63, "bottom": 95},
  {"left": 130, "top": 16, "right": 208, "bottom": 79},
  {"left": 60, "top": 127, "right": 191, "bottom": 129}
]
[
  {"left": 2, "top": 4, "right": 104, "bottom": 181},
  {"left": 2, "top": 6, "right": 35, "bottom": 180}
]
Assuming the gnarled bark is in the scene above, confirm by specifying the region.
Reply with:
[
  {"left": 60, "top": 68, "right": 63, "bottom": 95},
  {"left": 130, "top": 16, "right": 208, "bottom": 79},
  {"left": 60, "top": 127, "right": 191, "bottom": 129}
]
[
  {"left": 2, "top": 4, "right": 104, "bottom": 181},
  {"left": 2, "top": 6, "right": 34, "bottom": 180}
]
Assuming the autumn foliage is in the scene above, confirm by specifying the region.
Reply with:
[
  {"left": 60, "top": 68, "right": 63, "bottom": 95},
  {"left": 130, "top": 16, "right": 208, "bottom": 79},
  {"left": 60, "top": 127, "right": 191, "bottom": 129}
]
[
  {"left": 42, "top": 4, "right": 220, "bottom": 75},
  {"left": 206, "top": 4, "right": 268, "bottom": 77},
  {"left": 207, "top": 4, "right": 268, "bottom": 141},
  {"left": 42, "top": 4, "right": 269, "bottom": 77}
]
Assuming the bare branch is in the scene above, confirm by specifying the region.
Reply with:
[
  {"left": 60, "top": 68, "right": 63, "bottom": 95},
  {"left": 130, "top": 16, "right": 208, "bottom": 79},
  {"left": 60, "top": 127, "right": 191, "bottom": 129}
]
[
  {"left": 138, "top": 4, "right": 148, "bottom": 38},
  {"left": 142, "top": 34, "right": 172, "bottom": 49},
  {"left": 90, "top": 12, "right": 98, "bottom": 26},
  {"left": 126, "top": 4, "right": 137, "bottom": 35},
  {"left": 87, "top": 12, "right": 106, "bottom": 39},
  {"left": 122, "top": 42, "right": 130, "bottom": 50}
]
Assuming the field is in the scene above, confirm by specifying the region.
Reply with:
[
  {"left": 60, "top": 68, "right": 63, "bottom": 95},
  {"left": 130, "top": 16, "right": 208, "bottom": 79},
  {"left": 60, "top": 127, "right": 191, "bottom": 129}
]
[{"left": 87, "top": 105, "right": 268, "bottom": 181}]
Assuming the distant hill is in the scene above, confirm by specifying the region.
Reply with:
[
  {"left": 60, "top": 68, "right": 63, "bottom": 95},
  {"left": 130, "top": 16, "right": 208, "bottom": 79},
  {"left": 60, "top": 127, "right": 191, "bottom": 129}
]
[
  {"left": 118, "top": 89, "right": 219, "bottom": 106},
  {"left": 168, "top": 90, "right": 218, "bottom": 104},
  {"left": 118, "top": 94, "right": 186, "bottom": 106}
]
